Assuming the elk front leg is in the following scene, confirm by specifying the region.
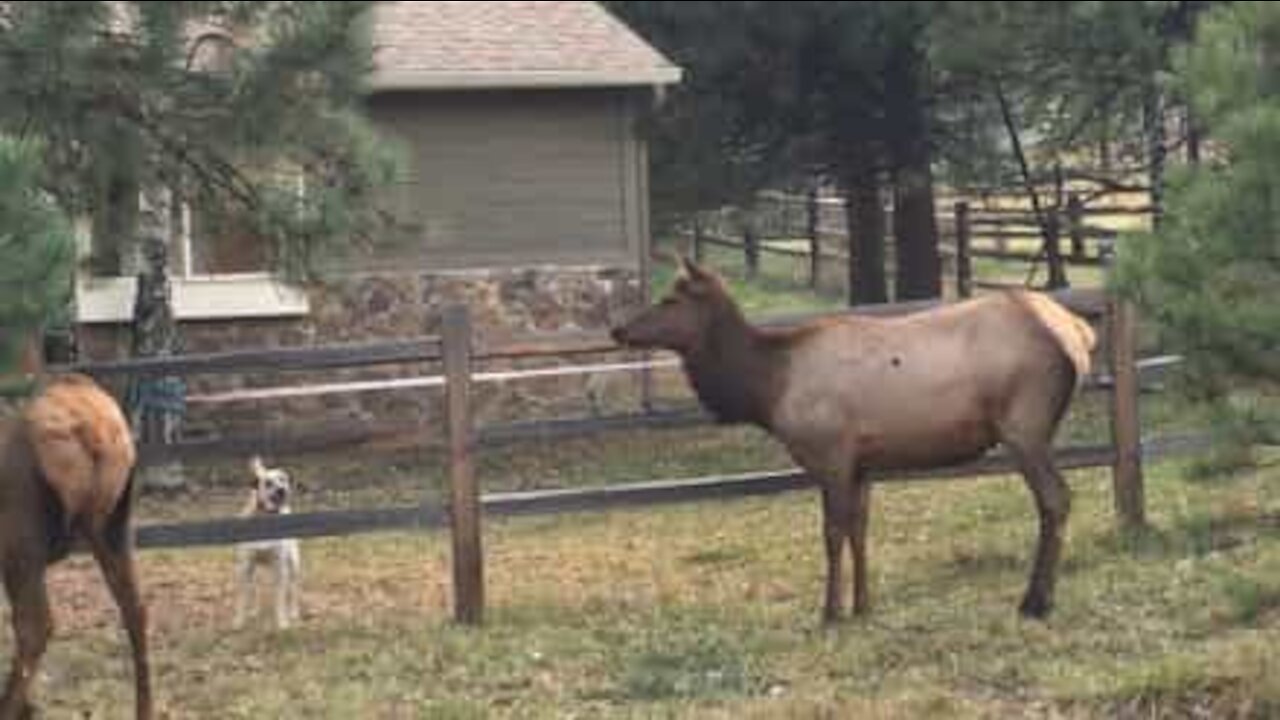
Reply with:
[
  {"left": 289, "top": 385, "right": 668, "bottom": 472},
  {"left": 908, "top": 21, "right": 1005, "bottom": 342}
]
[
  {"left": 820, "top": 483, "right": 850, "bottom": 624},
  {"left": 847, "top": 474, "right": 872, "bottom": 616}
]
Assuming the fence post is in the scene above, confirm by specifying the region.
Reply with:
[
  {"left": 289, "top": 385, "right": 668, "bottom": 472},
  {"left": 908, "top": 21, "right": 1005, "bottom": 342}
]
[
  {"left": 1045, "top": 207, "right": 1068, "bottom": 289},
  {"left": 807, "top": 185, "right": 820, "bottom": 289},
  {"left": 1107, "top": 296, "right": 1146, "bottom": 530},
  {"left": 954, "top": 201, "right": 972, "bottom": 298},
  {"left": 743, "top": 223, "right": 759, "bottom": 280},
  {"left": 443, "top": 304, "right": 484, "bottom": 624},
  {"left": 692, "top": 216, "right": 705, "bottom": 264},
  {"left": 1067, "top": 193, "right": 1085, "bottom": 261}
]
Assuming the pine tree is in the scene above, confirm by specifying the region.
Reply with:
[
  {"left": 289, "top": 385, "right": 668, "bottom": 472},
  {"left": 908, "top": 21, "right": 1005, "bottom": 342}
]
[
  {"left": 1113, "top": 1, "right": 1280, "bottom": 453},
  {"left": 608, "top": 1, "right": 931, "bottom": 304},
  {"left": 0, "top": 1, "right": 400, "bottom": 285},
  {"left": 0, "top": 135, "right": 74, "bottom": 380}
]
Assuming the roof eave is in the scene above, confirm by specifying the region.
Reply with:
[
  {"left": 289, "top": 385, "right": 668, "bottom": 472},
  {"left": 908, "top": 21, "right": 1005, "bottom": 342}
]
[{"left": 367, "top": 67, "right": 683, "bottom": 91}]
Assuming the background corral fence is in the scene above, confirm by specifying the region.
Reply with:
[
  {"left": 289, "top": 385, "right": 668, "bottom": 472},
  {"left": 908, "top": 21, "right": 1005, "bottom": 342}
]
[
  {"left": 684, "top": 188, "right": 1151, "bottom": 296},
  {"left": 65, "top": 289, "right": 1197, "bottom": 625}
]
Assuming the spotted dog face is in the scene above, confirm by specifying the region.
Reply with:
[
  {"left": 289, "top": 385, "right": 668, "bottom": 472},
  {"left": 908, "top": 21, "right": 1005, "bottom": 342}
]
[{"left": 250, "top": 456, "right": 293, "bottom": 514}]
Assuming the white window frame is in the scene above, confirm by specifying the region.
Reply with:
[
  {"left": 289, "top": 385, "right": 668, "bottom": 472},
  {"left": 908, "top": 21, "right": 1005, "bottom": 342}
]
[{"left": 74, "top": 184, "right": 310, "bottom": 324}]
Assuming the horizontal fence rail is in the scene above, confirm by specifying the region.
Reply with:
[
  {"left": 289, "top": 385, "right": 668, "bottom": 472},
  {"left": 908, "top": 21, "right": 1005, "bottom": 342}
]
[
  {"left": 137, "top": 504, "right": 444, "bottom": 549},
  {"left": 129, "top": 433, "right": 1211, "bottom": 551},
  {"left": 182, "top": 358, "right": 682, "bottom": 405},
  {"left": 60, "top": 336, "right": 444, "bottom": 377}
]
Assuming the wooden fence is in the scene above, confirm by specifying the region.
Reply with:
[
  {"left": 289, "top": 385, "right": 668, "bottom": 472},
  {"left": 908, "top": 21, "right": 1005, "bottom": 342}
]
[
  {"left": 63, "top": 288, "right": 1192, "bottom": 625},
  {"left": 685, "top": 190, "right": 1152, "bottom": 295},
  {"left": 952, "top": 194, "right": 1156, "bottom": 295}
]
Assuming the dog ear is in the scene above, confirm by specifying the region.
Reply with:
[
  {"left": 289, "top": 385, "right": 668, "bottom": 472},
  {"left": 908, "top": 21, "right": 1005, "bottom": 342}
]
[{"left": 249, "top": 455, "right": 272, "bottom": 486}]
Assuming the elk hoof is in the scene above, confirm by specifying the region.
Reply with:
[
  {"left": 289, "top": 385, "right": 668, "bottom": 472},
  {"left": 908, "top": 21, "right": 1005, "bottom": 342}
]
[{"left": 1018, "top": 595, "right": 1053, "bottom": 620}]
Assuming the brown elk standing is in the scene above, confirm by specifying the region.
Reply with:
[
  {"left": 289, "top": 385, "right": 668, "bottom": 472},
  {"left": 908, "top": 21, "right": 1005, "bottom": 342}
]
[
  {"left": 612, "top": 257, "right": 1096, "bottom": 623},
  {"left": 0, "top": 374, "right": 152, "bottom": 719}
]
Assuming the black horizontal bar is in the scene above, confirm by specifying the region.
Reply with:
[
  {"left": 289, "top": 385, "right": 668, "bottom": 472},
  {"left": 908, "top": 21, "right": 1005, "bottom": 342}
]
[{"left": 60, "top": 337, "right": 443, "bottom": 378}]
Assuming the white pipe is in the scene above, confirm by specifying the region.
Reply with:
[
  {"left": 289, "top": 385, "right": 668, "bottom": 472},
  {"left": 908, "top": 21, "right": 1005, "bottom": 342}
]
[{"left": 186, "top": 358, "right": 681, "bottom": 405}]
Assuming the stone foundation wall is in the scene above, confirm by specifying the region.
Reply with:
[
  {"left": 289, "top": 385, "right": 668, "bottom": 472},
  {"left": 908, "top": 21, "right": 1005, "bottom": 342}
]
[{"left": 77, "top": 266, "right": 645, "bottom": 444}]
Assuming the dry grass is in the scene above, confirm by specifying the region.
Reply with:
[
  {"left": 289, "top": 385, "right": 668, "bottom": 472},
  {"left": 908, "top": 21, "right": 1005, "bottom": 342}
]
[{"left": 14, "top": 452, "right": 1280, "bottom": 718}]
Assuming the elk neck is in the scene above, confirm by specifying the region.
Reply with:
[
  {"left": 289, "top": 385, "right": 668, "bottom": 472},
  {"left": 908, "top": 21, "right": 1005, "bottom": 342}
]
[{"left": 680, "top": 301, "right": 788, "bottom": 430}]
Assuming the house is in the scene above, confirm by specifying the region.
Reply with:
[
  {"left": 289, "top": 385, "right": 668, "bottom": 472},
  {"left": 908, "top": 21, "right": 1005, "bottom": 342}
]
[{"left": 74, "top": 1, "right": 682, "bottom": 365}]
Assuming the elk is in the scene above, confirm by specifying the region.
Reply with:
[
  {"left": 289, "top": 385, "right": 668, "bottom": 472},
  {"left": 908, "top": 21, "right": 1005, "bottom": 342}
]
[
  {"left": 611, "top": 257, "right": 1097, "bottom": 623},
  {"left": 0, "top": 373, "right": 152, "bottom": 719}
]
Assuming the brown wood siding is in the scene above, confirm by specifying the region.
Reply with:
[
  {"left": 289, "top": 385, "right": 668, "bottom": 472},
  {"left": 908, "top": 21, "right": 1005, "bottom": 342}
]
[{"left": 363, "top": 89, "right": 642, "bottom": 271}]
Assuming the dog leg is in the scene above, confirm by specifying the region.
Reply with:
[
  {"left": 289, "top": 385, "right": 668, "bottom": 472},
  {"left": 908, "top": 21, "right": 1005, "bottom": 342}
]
[
  {"left": 274, "top": 558, "right": 291, "bottom": 630},
  {"left": 233, "top": 555, "right": 254, "bottom": 630},
  {"left": 286, "top": 546, "right": 301, "bottom": 625}
]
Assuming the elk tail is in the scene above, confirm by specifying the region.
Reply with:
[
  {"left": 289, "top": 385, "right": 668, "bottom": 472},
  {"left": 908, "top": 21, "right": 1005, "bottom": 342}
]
[{"left": 1016, "top": 291, "right": 1098, "bottom": 393}]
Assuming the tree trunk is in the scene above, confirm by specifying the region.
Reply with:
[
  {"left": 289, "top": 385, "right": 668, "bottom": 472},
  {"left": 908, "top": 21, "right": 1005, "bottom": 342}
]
[
  {"left": 131, "top": 187, "right": 187, "bottom": 492},
  {"left": 885, "top": 43, "right": 941, "bottom": 300},
  {"left": 840, "top": 156, "right": 887, "bottom": 306},
  {"left": 891, "top": 164, "right": 941, "bottom": 300},
  {"left": 17, "top": 331, "right": 42, "bottom": 376},
  {"left": 1144, "top": 82, "right": 1167, "bottom": 229},
  {"left": 806, "top": 181, "right": 820, "bottom": 289},
  {"left": 1186, "top": 105, "right": 1202, "bottom": 165}
]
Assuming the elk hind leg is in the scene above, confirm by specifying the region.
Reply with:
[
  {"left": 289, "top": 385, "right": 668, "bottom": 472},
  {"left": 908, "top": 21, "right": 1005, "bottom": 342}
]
[
  {"left": 1, "top": 562, "right": 52, "bottom": 720},
  {"left": 1008, "top": 442, "right": 1071, "bottom": 619},
  {"left": 89, "top": 537, "right": 153, "bottom": 720}
]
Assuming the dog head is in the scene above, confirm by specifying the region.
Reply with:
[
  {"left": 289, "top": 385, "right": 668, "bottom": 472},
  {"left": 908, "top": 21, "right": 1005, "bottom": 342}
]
[{"left": 249, "top": 456, "right": 293, "bottom": 514}]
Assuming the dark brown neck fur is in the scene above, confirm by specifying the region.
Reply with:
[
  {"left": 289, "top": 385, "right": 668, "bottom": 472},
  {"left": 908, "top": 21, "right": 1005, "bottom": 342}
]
[{"left": 680, "top": 298, "right": 788, "bottom": 429}]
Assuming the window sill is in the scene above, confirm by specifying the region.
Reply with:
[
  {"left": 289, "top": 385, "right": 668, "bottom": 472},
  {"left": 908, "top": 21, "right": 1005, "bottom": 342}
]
[{"left": 76, "top": 275, "right": 310, "bottom": 323}]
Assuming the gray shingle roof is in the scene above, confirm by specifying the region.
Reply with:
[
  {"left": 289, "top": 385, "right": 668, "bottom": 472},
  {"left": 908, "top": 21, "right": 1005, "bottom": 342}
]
[{"left": 369, "top": 1, "right": 682, "bottom": 90}]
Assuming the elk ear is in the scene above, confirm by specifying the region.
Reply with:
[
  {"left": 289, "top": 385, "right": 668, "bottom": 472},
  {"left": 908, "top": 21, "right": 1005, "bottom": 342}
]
[
  {"left": 679, "top": 255, "right": 710, "bottom": 281},
  {"left": 675, "top": 254, "right": 692, "bottom": 279}
]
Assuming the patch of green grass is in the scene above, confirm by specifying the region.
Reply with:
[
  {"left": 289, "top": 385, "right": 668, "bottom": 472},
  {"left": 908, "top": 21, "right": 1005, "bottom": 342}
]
[
  {"left": 615, "top": 622, "right": 770, "bottom": 701},
  {"left": 971, "top": 254, "right": 1106, "bottom": 290},
  {"left": 1216, "top": 569, "right": 1280, "bottom": 625},
  {"left": 1070, "top": 637, "right": 1280, "bottom": 719}
]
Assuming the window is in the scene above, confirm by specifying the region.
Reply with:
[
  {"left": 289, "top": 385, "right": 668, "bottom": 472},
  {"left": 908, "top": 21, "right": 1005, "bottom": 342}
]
[{"left": 75, "top": 180, "right": 309, "bottom": 323}]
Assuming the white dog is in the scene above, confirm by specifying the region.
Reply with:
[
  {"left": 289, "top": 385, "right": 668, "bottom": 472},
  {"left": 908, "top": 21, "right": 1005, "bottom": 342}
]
[{"left": 233, "top": 456, "right": 301, "bottom": 629}]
